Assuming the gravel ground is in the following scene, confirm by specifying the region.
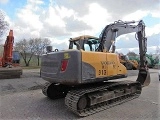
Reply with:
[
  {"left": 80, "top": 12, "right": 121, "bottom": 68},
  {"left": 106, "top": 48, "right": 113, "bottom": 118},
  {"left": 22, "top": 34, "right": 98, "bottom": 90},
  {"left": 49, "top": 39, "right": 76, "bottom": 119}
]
[
  {"left": 0, "top": 68, "right": 159, "bottom": 95},
  {"left": 0, "top": 69, "right": 45, "bottom": 95},
  {"left": 0, "top": 72, "right": 159, "bottom": 120}
]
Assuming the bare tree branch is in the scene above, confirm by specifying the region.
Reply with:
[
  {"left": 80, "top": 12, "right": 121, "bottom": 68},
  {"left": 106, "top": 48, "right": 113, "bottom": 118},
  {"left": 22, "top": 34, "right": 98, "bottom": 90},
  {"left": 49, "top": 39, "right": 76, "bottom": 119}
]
[
  {"left": 14, "top": 38, "right": 51, "bottom": 66},
  {"left": 0, "top": 10, "right": 9, "bottom": 38}
]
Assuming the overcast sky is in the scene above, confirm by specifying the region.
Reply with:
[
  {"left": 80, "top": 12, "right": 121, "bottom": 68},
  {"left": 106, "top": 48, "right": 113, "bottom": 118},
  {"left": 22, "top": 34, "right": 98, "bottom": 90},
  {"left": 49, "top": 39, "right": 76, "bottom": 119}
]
[{"left": 0, "top": 0, "right": 160, "bottom": 54}]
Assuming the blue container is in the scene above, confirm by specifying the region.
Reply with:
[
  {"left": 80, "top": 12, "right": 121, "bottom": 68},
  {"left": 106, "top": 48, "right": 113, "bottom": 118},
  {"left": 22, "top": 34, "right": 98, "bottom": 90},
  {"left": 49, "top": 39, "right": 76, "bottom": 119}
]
[{"left": 12, "top": 51, "right": 20, "bottom": 61}]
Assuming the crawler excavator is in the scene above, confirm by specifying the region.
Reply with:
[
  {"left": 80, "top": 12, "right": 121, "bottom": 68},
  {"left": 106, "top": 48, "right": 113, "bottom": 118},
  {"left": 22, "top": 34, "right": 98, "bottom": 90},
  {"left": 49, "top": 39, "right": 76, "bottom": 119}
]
[
  {"left": 0, "top": 30, "right": 22, "bottom": 79},
  {"left": 118, "top": 53, "right": 139, "bottom": 70},
  {"left": 40, "top": 20, "right": 150, "bottom": 116}
]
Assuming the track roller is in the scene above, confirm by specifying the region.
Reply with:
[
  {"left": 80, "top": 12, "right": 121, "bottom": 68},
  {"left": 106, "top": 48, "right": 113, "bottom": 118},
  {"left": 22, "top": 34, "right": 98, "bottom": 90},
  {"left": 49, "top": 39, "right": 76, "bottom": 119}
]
[{"left": 77, "top": 95, "right": 88, "bottom": 110}]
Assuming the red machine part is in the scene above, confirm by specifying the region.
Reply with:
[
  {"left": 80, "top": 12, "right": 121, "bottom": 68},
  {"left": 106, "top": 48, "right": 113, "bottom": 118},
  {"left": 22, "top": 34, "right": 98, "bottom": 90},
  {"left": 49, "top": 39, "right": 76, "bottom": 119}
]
[{"left": 0, "top": 30, "right": 14, "bottom": 67}]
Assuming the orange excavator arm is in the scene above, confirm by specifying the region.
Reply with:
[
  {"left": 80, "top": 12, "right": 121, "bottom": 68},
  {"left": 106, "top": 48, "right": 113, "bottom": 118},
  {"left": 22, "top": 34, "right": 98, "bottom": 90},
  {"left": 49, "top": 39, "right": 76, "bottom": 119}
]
[
  {"left": 0, "top": 30, "right": 22, "bottom": 79},
  {"left": 1, "top": 30, "right": 14, "bottom": 67}
]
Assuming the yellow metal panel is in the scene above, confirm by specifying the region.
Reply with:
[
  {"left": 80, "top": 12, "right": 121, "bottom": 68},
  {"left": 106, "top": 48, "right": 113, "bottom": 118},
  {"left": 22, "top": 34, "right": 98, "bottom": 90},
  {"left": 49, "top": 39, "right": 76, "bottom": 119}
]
[
  {"left": 116, "top": 55, "right": 128, "bottom": 75},
  {"left": 106, "top": 53, "right": 118, "bottom": 76},
  {"left": 81, "top": 50, "right": 126, "bottom": 78},
  {"left": 81, "top": 50, "right": 106, "bottom": 77}
]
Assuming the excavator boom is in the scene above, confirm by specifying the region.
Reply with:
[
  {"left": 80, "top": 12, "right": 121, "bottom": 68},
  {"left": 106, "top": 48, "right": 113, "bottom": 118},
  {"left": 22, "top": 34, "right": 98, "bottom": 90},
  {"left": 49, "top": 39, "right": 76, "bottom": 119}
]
[
  {"left": 98, "top": 20, "right": 150, "bottom": 87},
  {"left": 2, "top": 30, "right": 14, "bottom": 67}
]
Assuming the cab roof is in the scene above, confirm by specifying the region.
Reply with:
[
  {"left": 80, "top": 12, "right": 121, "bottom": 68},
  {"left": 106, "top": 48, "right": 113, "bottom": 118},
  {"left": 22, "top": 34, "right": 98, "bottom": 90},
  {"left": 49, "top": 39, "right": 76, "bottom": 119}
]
[{"left": 69, "top": 35, "right": 99, "bottom": 42}]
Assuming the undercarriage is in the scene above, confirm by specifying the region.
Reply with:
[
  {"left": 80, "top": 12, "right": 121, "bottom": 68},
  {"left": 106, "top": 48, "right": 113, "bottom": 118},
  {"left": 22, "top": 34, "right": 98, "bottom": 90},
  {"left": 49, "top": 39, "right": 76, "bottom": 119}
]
[{"left": 42, "top": 80, "right": 141, "bottom": 116}]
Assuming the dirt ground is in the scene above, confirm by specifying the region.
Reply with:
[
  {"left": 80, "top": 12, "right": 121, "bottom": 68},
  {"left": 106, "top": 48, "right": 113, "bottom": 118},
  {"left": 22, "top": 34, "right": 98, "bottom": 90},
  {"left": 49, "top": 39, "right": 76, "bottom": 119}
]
[{"left": 0, "top": 68, "right": 159, "bottom": 95}]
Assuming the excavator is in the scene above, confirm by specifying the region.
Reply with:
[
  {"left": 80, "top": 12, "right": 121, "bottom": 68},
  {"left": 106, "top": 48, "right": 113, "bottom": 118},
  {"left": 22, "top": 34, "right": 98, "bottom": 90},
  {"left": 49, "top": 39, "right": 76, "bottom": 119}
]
[
  {"left": 118, "top": 53, "right": 139, "bottom": 70},
  {"left": 0, "top": 30, "right": 22, "bottom": 79},
  {"left": 128, "top": 54, "right": 159, "bottom": 68},
  {"left": 145, "top": 54, "right": 159, "bottom": 68},
  {"left": 40, "top": 20, "right": 150, "bottom": 116}
]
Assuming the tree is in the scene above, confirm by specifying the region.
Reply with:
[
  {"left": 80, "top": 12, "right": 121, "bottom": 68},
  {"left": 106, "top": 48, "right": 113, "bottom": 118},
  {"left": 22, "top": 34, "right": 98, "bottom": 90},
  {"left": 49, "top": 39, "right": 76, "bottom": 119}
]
[
  {"left": 0, "top": 10, "right": 9, "bottom": 38},
  {"left": 32, "top": 38, "right": 51, "bottom": 66},
  {"left": 127, "top": 51, "right": 137, "bottom": 57},
  {"left": 14, "top": 39, "right": 35, "bottom": 66},
  {"left": 14, "top": 38, "right": 51, "bottom": 66},
  {"left": 156, "top": 46, "right": 160, "bottom": 54}
]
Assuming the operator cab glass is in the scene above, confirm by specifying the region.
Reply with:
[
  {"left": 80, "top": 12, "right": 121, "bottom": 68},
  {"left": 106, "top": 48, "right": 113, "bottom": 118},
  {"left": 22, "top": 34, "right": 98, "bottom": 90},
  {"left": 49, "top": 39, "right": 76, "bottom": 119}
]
[
  {"left": 84, "top": 39, "right": 100, "bottom": 51},
  {"left": 69, "top": 37, "right": 100, "bottom": 52}
]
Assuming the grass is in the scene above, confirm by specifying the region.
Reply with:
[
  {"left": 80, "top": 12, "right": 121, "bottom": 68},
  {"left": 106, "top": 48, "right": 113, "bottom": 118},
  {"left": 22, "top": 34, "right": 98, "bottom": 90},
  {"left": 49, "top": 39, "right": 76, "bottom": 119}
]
[{"left": 22, "top": 66, "right": 41, "bottom": 69}]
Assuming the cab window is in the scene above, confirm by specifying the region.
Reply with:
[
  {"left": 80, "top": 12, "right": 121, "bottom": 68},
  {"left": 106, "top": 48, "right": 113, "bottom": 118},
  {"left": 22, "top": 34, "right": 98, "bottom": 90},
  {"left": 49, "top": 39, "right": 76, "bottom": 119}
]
[{"left": 84, "top": 39, "right": 99, "bottom": 51}]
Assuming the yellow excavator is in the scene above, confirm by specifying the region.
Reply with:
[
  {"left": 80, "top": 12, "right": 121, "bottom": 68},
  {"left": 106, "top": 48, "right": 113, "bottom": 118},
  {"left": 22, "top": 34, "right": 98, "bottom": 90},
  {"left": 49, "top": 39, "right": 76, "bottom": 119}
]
[
  {"left": 40, "top": 20, "right": 150, "bottom": 116},
  {"left": 118, "top": 53, "right": 139, "bottom": 70}
]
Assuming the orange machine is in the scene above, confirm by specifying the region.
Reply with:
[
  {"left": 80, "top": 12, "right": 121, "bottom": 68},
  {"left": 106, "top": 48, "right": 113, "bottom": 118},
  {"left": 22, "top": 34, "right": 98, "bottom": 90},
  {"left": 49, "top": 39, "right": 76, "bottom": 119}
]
[
  {"left": 0, "top": 30, "right": 14, "bottom": 67},
  {"left": 0, "top": 30, "right": 22, "bottom": 79}
]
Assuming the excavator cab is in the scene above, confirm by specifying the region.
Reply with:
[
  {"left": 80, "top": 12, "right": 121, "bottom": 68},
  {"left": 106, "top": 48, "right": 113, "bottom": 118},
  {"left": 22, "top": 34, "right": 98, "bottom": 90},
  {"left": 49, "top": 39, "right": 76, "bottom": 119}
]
[{"left": 69, "top": 35, "right": 100, "bottom": 51}]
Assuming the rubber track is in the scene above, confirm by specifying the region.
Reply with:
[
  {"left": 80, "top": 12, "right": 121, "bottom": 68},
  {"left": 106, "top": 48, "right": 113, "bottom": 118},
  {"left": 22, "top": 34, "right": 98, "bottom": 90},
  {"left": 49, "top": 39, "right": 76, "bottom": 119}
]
[
  {"left": 42, "top": 82, "right": 51, "bottom": 96},
  {"left": 65, "top": 81, "right": 141, "bottom": 116}
]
